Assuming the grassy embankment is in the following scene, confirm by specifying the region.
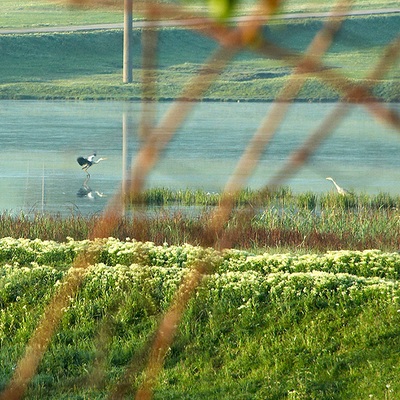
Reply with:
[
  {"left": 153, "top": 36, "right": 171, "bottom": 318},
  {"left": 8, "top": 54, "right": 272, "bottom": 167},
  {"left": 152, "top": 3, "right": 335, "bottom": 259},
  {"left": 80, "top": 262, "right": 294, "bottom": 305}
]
[
  {"left": 0, "top": 6, "right": 398, "bottom": 101},
  {"left": 1, "top": 188, "right": 399, "bottom": 398},
  {"left": 0, "top": 237, "right": 399, "bottom": 399}
]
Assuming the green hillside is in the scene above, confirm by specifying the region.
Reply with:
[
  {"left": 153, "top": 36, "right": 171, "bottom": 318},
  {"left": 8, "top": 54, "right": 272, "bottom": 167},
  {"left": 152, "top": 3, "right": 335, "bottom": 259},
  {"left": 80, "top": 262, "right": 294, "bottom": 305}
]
[
  {"left": 0, "top": 14, "right": 398, "bottom": 101},
  {"left": 1, "top": 238, "right": 399, "bottom": 399}
]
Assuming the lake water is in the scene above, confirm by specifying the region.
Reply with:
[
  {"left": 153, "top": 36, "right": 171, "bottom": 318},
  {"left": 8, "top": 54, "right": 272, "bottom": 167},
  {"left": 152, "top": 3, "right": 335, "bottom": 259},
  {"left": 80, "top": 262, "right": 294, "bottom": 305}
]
[{"left": 0, "top": 100, "right": 399, "bottom": 216}]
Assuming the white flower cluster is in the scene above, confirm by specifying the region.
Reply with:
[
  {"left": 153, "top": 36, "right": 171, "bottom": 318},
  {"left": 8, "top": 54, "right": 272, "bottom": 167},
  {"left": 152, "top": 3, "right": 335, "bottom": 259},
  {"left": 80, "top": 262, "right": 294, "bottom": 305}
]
[
  {"left": 0, "top": 238, "right": 399, "bottom": 314},
  {"left": 221, "top": 248, "right": 400, "bottom": 280}
]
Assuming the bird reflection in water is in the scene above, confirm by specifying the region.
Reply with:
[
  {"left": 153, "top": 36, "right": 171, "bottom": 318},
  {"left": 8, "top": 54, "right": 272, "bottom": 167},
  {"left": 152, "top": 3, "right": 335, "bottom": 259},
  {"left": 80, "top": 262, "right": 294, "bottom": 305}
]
[{"left": 77, "top": 176, "right": 106, "bottom": 200}]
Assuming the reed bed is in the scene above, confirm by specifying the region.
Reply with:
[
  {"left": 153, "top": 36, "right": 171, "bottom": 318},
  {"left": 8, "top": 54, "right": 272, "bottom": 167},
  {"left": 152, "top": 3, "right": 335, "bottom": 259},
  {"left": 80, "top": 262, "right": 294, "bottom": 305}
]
[
  {"left": 1, "top": 189, "right": 399, "bottom": 252},
  {"left": 138, "top": 187, "right": 400, "bottom": 210}
]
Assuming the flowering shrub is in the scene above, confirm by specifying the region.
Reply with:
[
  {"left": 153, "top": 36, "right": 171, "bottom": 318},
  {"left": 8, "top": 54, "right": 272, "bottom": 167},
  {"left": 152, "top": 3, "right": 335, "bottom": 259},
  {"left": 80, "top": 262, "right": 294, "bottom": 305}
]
[
  {"left": 1, "top": 237, "right": 399, "bottom": 279},
  {"left": 221, "top": 248, "right": 400, "bottom": 279},
  {"left": 0, "top": 237, "right": 77, "bottom": 267},
  {"left": 0, "top": 262, "right": 63, "bottom": 306},
  {"left": 1, "top": 237, "right": 399, "bottom": 317},
  {"left": 1, "top": 237, "right": 399, "bottom": 400}
]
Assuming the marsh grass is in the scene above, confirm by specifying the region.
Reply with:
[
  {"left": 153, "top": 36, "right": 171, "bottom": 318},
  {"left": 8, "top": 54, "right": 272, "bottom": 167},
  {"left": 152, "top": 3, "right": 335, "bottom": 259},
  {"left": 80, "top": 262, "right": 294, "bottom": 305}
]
[{"left": 1, "top": 189, "right": 399, "bottom": 252}]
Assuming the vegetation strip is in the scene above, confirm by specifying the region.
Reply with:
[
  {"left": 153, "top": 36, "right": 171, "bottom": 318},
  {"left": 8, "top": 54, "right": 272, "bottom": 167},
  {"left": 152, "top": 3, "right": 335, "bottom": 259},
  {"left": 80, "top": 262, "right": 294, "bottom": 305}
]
[
  {"left": 1, "top": 188, "right": 400, "bottom": 252},
  {"left": 1, "top": 238, "right": 399, "bottom": 398},
  {"left": 0, "top": 14, "right": 398, "bottom": 101},
  {"left": 1, "top": 236, "right": 400, "bottom": 278}
]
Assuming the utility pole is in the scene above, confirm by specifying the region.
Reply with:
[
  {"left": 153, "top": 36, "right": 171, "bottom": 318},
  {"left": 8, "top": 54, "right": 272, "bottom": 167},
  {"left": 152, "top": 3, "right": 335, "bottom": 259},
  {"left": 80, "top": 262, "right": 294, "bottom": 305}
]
[
  {"left": 122, "top": 108, "right": 129, "bottom": 215},
  {"left": 123, "top": 0, "right": 133, "bottom": 83}
]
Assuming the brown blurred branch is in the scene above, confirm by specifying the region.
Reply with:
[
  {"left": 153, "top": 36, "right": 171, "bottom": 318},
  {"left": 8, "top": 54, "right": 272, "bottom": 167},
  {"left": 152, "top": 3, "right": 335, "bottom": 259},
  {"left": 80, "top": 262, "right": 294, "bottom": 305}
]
[
  {"left": 132, "top": 1, "right": 400, "bottom": 130},
  {"left": 209, "top": 0, "right": 353, "bottom": 242},
  {"left": 267, "top": 36, "right": 400, "bottom": 189},
  {"left": 2, "top": 1, "right": 399, "bottom": 400}
]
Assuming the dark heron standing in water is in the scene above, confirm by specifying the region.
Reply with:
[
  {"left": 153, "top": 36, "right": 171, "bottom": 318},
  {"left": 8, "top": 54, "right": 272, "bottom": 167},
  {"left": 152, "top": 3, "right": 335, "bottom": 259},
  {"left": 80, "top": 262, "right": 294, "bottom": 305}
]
[{"left": 77, "top": 153, "right": 107, "bottom": 176}]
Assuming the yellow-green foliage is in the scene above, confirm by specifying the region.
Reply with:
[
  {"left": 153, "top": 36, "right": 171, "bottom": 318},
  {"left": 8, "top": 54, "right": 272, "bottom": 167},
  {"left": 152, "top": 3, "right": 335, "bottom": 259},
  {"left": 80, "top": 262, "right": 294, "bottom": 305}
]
[{"left": 1, "top": 238, "right": 399, "bottom": 399}]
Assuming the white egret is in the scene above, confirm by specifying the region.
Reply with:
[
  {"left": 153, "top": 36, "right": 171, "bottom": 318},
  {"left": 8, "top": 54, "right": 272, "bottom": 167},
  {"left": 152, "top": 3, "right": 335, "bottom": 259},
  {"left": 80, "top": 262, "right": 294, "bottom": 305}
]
[{"left": 326, "top": 177, "right": 350, "bottom": 195}]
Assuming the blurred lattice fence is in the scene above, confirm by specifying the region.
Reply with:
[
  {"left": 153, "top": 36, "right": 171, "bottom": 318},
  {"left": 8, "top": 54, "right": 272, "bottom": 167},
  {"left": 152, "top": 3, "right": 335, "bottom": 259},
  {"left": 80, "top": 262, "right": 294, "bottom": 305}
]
[{"left": 1, "top": 0, "right": 399, "bottom": 399}]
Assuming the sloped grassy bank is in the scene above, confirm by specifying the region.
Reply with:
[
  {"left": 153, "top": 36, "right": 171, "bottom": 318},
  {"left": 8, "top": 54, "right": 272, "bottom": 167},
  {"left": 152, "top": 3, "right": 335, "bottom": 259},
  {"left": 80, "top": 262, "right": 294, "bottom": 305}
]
[
  {"left": 1, "top": 237, "right": 399, "bottom": 399},
  {"left": 0, "top": 14, "right": 399, "bottom": 101}
]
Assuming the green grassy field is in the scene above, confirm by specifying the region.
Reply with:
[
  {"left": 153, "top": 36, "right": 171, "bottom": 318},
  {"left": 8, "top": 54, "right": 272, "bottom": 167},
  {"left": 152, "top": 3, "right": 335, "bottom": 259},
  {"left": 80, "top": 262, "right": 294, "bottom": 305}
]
[
  {"left": 1, "top": 0, "right": 399, "bottom": 28},
  {"left": 0, "top": 190, "right": 399, "bottom": 398},
  {"left": 0, "top": 0, "right": 123, "bottom": 29},
  {"left": 1, "top": 238, "right": 399, "bottom": 399},
  {"left": 0, "top": 2, "right": 398, "bottom": 101}
]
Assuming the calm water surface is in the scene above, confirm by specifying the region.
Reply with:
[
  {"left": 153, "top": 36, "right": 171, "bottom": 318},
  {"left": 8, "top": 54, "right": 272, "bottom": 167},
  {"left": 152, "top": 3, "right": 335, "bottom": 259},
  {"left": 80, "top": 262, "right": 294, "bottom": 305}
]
[{"left": 0, "top": 100, "right": 399, "bottom": 215}]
